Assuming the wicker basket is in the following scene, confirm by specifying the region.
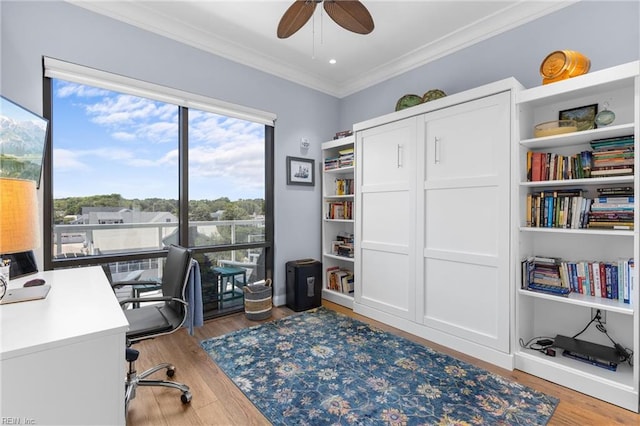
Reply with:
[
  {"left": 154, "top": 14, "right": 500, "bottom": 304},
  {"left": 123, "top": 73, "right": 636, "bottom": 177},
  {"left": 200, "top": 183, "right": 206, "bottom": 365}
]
[{"left": 243, "top": 279, "right": 272, "bottom": 321}]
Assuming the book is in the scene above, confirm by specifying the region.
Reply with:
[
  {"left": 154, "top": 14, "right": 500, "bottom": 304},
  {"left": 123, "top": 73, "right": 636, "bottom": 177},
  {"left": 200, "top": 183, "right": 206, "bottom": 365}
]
[
  {"left": 526, "top": 282, "right": 571, "bottom": 296},
  {"left": 590, "top": 167, "right": 634, "bottom": 177},
  {"left": 333, "top": 130, "right": 353, "bottom": 139},
  {"left": 621, "top": 258, "right": 630, "bottom": 304},
  {"left": 627, "top": 259, "right": 634, "bottom": 305},
  {"left": 531, "top": 152, "right": 543, "bottom": 181},
  {"left": 326, "top": 266, "right": 340, "bottom": 291},
  {"left": 340, "top": 271, "right": 354, "bottom": 293},
  {"left": 597, "top": 186, "right": 633, "bottom": 196}
]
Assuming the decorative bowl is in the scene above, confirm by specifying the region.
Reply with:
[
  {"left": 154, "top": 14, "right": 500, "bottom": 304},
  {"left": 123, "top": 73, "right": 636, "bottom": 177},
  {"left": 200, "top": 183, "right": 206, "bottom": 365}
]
[
  {"left": 395, "top": 94, "right": 423, "bottom": 111},
  {"left": 533, "top": 119, "right": 578, "bottom": 138},
  {"left": 422, "top": 89, "right": 446, "bottom": 102}
]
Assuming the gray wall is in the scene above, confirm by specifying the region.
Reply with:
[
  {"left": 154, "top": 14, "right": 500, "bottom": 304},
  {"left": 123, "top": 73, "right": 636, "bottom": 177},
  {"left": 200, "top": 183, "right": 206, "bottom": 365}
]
[
  {"left": 339, "top": 1, "right": 640, "bottom": 129},
  {"left": 1, "top": 0, "right": 639, "bottom": 304}
]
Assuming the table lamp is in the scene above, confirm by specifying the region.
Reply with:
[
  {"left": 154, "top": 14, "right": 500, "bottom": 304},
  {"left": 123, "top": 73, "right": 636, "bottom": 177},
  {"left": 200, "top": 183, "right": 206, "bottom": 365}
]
[{"left": 0, "top": 178, "right": 41, "bottom": 296}]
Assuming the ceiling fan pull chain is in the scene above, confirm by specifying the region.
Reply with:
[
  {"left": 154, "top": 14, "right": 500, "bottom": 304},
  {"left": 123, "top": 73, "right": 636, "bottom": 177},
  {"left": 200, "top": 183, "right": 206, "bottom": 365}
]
[
  {"left": 311, "top": 6, "right": 316, "bottom": 59},
  {"left": 320, "top": 2, "right": 324, "bottom": 46}
]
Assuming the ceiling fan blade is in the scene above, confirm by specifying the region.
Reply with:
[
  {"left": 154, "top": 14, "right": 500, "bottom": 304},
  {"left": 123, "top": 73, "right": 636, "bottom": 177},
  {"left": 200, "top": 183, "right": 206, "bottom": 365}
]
[
  {"left": 323, "top": 0, "right": 374, "bottom": 35},
  {"left": 277, "top": 0, "right": 317, "bottom": 39}
]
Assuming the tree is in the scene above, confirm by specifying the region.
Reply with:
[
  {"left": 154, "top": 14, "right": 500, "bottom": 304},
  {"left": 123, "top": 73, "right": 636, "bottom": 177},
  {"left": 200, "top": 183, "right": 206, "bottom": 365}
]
[{"left": 222, "top": 204, "right": 249, "bottom": 220}]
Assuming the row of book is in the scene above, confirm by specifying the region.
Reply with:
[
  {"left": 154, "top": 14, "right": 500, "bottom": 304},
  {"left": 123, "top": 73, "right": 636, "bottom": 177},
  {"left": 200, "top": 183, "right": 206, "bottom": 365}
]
[
  {"left": 326, "top": 201, "right": 353, "bottom": 220},
  {"left": 591, "top": 135, "right": 634, "bottom": 177},
  {"left": 333, "top": 130, "right": 353, "bottom": 140},
  {"left": 527, "top": 150, "right": 592, "bottom": 181},
  {"left": 334, "top": 178, "right": 354, "bottom": 196},
  {"left": 326, "top": 266, "right": 354, "bottom": 294},
  {"left": 324, "top": 147, "right": 354, "bottom": 170},
  {"left": 525, "top": 186, "right": 634, "bottom": 230},
  {"left": 331, "top": 231, "right": 354, "bottom": 258},
  {"left": 526, "top": 135, "right": 634, "bottom": 182},
  {"left": 521, "top": 256, "right": 634, "bottom": 304},
  {"left": 589, "top": 187, "right": 634, "bottom": 230}
]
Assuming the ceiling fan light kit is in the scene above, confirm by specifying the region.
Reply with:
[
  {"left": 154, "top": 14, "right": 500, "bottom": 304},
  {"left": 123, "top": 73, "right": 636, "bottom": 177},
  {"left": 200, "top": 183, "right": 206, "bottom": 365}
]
[{"left": 277, "top": 0, "right": 374, "bottom": 39}]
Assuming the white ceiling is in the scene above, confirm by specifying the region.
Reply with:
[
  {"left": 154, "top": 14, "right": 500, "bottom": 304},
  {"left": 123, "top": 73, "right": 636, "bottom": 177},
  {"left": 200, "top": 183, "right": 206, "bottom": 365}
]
[{"left": 69, "top": 1, "right": 575, "bottom": 98}]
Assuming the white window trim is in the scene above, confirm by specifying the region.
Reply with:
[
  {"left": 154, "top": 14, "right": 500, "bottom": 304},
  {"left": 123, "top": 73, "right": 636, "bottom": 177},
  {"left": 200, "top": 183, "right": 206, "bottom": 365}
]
[{"left": 44, "top": 57, "right": 277, "bottom": 126}]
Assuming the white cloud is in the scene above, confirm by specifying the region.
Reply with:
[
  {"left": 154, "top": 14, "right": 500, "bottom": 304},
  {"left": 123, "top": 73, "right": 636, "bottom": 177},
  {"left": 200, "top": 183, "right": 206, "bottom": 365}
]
[
  {"left": 56, "top": 82, "right": 109, "bottom": 98},
  {"left": 112, "top": 131, "right": 136, "bottom": 141},
  {"left": 53, "top": 148, "right": 90, "bottom": 171}
]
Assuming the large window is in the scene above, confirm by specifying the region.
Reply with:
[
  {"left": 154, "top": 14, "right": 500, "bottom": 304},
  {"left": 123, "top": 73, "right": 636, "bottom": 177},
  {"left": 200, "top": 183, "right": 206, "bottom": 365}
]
[{"left": 43, "top": 59, "right": 274, "bottom": 317}]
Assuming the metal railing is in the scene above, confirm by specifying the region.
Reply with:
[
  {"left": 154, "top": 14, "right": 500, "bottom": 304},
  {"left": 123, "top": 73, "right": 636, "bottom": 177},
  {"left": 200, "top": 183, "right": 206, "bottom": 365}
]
[{"left": 53, "top": 219, "right": 265, "bottom": 258}]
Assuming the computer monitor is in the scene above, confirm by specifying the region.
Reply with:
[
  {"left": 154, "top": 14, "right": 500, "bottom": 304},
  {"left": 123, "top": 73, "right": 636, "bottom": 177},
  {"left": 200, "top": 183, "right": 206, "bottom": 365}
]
[{"left": 7, "top": 250, "right": 38, "bottom": 279}]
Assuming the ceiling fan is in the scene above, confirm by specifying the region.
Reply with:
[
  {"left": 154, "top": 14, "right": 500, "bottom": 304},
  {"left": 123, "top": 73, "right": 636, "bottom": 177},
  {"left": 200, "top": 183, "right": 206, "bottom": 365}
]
[{"left": 277, "top": 0, "right": 374, "bottom": 39}]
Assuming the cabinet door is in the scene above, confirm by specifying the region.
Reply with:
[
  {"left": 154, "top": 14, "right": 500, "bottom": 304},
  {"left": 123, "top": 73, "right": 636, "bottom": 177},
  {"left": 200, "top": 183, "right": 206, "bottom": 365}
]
[
  {"left": 419, "top": 91, "right": 511, "bottom": 352},
  {"left": 355, "top": 117, "right": 417, "bottom": 320}
]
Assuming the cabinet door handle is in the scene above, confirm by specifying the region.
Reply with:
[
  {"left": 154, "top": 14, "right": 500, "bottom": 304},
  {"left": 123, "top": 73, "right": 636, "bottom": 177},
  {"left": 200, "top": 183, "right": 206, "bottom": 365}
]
[
  {"left": 397, "top": 144, "right": 403, "bottom": 168},
  {"left": 434, "top": 137, "right": 441, "bottom": 164}
]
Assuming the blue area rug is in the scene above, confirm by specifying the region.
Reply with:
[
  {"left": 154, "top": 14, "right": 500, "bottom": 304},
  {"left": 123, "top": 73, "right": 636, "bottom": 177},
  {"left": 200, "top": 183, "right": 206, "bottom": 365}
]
[{"left": 201, "top": 307, "right": 558, "bottom": 425}]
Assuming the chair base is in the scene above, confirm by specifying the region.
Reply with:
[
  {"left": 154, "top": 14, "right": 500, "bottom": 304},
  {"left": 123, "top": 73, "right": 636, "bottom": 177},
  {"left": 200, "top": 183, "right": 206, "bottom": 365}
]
[{"left": 125, "top": 349, "right": 191, "bottom": 412}]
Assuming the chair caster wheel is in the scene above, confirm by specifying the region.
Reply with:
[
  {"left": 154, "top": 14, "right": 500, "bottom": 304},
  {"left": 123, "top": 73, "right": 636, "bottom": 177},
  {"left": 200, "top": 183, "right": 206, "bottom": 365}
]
[
  {"left": 181, "top": 391, "right": 192, "bottom": 404},
  {"left": 167, "top": 367, "right": 175, "bottom": 377}
]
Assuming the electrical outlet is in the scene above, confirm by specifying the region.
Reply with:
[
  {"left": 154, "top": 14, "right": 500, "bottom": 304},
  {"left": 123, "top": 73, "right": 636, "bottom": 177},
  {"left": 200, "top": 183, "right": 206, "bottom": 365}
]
[{"left": 591, "top": 308, "right": 606, "bottom": 324}]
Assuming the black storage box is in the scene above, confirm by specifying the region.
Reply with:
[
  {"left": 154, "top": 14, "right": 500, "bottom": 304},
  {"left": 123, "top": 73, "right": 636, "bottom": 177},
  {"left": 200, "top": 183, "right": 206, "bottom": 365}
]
[{"left": 286, "top": 259, "right": 322, "bottom": 311}]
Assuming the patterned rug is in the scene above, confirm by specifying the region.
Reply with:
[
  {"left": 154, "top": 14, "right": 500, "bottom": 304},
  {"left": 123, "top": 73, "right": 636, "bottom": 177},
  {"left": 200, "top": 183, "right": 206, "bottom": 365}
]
[{"left": 200, "top": 307, "right": 558, "bottom": 425}]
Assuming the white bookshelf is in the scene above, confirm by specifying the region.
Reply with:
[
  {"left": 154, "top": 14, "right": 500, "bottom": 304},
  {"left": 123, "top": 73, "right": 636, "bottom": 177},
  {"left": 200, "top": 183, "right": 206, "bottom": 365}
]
[
  {"left": 321, "top": 136, "right": 355, "bottom": 308},
  {"left": 514, "top": 61, "right": 640, "bottom": 412}
]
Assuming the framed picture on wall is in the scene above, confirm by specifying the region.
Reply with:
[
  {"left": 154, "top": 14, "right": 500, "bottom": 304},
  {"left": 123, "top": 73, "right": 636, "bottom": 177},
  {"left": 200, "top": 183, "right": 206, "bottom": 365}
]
[
  {"left": 286, "top": 156, "right": 315, "bottom": 186},
  {"left": 0, "top": 95, "right": 49, "bottom": 187}
]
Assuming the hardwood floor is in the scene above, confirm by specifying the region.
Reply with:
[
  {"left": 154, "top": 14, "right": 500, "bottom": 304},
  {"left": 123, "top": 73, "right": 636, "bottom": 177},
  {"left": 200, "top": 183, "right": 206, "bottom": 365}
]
[{"left": 126, "top": 301, "right": 640, "bottom": 425}]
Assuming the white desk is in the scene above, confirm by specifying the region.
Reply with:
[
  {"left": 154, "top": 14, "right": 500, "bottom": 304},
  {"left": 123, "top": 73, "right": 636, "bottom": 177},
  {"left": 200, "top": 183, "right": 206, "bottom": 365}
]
[{"left": 0, "top": 266, "right": 129, "bottom": 425}]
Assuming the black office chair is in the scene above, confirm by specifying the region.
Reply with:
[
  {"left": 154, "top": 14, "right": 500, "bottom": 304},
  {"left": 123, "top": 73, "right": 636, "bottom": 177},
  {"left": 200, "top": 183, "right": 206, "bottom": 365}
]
[{"left": 109, "top": 245, "right": 194, "bottom": 411}]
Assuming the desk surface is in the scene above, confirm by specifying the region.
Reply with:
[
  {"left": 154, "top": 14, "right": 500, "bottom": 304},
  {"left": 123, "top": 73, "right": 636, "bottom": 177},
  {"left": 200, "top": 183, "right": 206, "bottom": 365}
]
[{"left": 0, "top": 266, "right": 129, "bottom": 360}]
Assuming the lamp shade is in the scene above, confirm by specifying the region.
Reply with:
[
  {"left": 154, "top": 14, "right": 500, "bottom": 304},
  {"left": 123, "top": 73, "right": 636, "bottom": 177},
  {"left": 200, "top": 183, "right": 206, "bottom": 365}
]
[{"left": 0, "top": 178, "right": 41, "bottom": 254}]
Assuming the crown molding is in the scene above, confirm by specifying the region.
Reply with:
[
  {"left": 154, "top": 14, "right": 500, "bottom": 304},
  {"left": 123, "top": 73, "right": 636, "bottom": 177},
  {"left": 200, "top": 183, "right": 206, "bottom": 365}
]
[
  {"left": 67, "top": 1, "right": 576, "bottom": 99},
  {"left": 337, "top": 1, "right": 577, "bottom": 97}
]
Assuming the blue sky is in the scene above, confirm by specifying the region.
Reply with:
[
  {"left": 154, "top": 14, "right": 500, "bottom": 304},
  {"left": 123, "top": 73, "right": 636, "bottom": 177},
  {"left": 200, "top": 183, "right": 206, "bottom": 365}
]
[{"left": 52, "top": 80, "right": 265, "bottom": 201}]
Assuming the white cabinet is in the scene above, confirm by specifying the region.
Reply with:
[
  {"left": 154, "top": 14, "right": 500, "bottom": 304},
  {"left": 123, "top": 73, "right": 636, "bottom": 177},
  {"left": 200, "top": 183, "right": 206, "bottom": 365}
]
[
  {"left": 353, "top": 79, "right": 518, "bottom": 369},
  {"left": 514, "top": 61, "right": 639, "bottom": 412},
  {"left": 321, "top": 136, "right": 355, "bottom": 308},
  {"left": 419, "top": 92, "right": 511, "bottom": 353},
  {"left": 355, "top": 117, "right": 418, "bottom": 320},
  {"left": 1, "top": 267, "right": 128, "bottom": 425}
]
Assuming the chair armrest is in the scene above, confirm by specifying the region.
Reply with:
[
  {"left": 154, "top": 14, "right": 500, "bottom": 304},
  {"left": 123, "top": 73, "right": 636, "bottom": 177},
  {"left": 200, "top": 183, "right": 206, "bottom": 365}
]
[
  {"left": 111, "top": 280, "right": 152, "bottom": 289},
  {"left": 119, "top": 296, "right": 188, "bottom": 307}
]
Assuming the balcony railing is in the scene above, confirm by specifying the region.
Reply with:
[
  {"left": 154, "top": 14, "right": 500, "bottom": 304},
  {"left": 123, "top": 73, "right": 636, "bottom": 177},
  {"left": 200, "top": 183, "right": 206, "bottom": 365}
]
[
  {"left": 53, "top": 219, "right": 265, "bottom": 258},
  {"left": 54, "top": 219, "right": 266, "bottom": 317}
]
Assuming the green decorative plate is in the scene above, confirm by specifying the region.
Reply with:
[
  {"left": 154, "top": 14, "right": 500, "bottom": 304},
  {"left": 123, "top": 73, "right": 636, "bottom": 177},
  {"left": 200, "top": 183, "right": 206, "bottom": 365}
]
[
  {"left": 395, "top": 94, "right": 423, "bottom": 111},
  {"left": 422, "top": 89, "right": 446, "bottom": 102}
]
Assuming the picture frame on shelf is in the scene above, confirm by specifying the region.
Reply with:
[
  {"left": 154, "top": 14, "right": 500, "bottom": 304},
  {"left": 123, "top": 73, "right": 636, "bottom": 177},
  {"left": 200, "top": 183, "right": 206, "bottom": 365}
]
[
  {"left": 287, "top": 156, "right": 315, "bottom": 186},
  {"left": 559, "top": 103, "right": 598, "bottom": 131}
]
